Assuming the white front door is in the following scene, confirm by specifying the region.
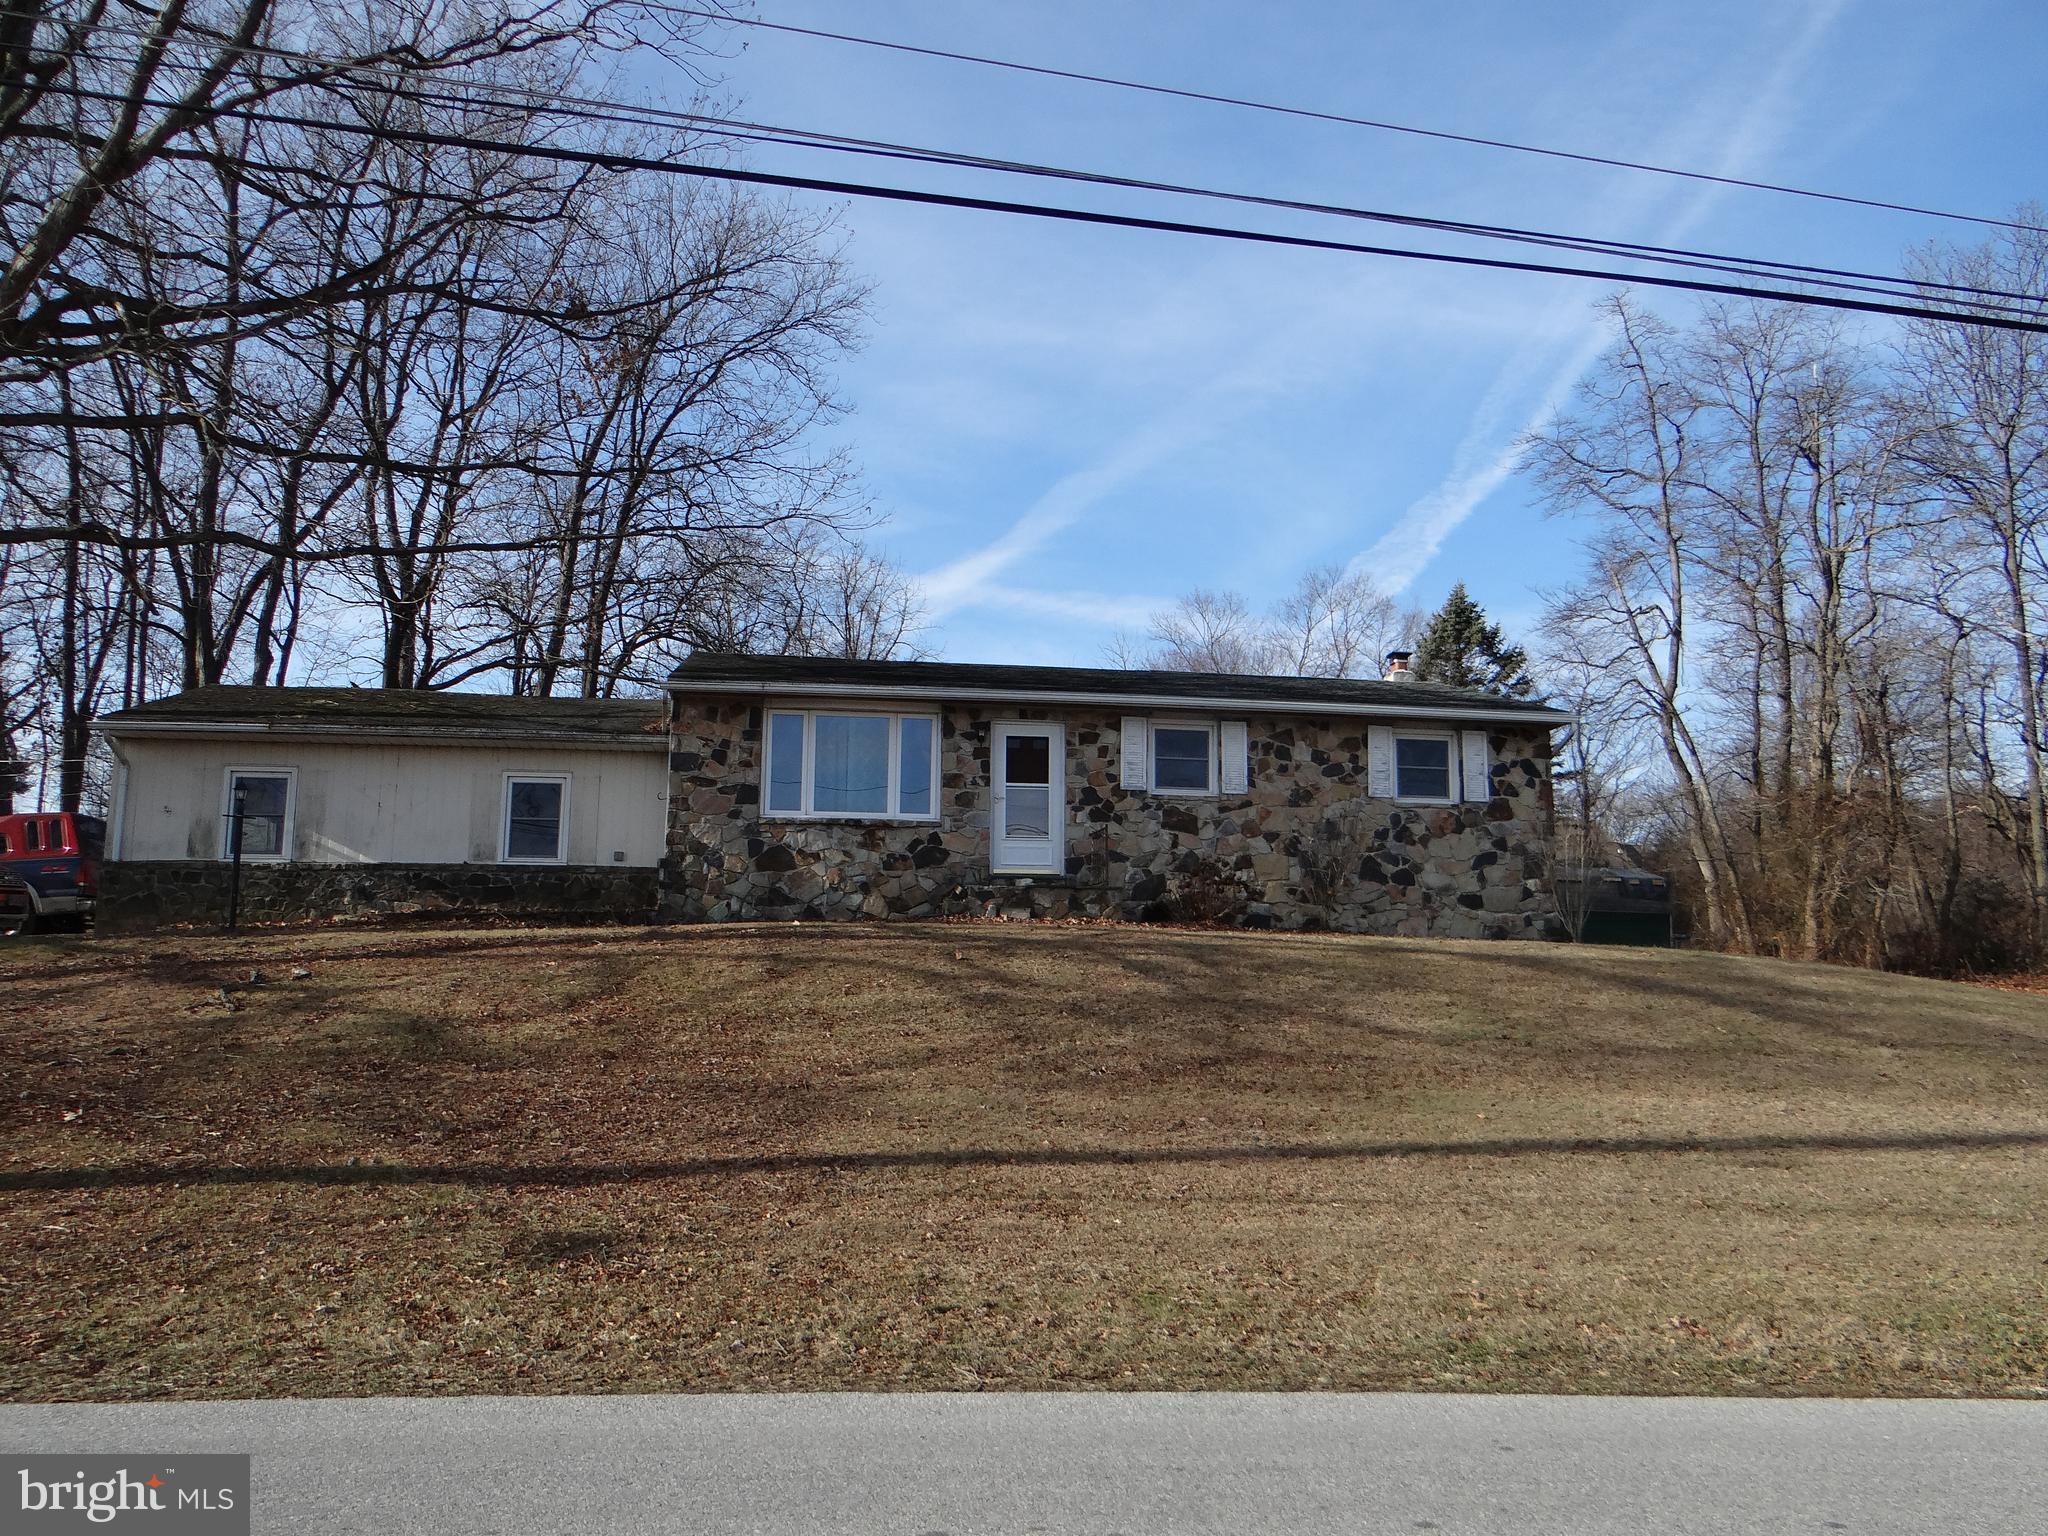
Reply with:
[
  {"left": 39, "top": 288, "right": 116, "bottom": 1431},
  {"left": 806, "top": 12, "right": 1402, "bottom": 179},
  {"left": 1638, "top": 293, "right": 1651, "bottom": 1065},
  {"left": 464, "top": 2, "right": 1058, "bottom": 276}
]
[{"left": 991, "top": 722, "right": 1063, "bottom": 875}]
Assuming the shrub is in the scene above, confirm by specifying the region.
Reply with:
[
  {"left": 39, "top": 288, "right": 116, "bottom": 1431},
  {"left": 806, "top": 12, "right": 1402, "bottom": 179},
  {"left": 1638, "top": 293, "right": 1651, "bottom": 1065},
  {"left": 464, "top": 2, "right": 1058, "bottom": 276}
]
[
  {"left": 1885, "top": 873, "right": 2044, "bottom": 977},
  {"left": 1295, "top": 807, "right": 1377, "bottom": 916},
  {"left": 1166, "top": 856, "right": 1253, "bottom": 925}
]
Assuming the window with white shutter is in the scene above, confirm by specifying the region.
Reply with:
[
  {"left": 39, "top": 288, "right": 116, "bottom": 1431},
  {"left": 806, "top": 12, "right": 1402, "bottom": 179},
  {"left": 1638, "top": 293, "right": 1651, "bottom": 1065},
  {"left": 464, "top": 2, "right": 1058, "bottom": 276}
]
[
  {"left": 1121, "top": 717, "right": 1226, "bottom": 795},
  {"left": 1461, "top": 730, "right": 1493, "bottom": 803},
  {"left": 1367, "top": 725, "right": 1395, "bottom": 797},
  {"left": 1385, "top": 730, "right": 1459, "bottom": 803},
  {"left": 1120, "top": 716, "right": 1148, "bottom": 789},
  {"left": 1393, "top": 735, "right": 1454, "bottom": 801},
  {"left": 1150, "top": 722, "right": 1216, "bottom": 793},
  {"left": 1219, "top": 721, "right": 1249, "bottom": 794}
]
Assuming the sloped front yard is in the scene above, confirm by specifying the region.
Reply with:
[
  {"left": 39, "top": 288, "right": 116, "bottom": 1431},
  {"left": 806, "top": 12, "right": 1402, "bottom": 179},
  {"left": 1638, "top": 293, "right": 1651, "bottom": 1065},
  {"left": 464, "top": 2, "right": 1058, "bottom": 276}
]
[{"left": 2, "top": 923, "right": 2046, "bottom": 1400}]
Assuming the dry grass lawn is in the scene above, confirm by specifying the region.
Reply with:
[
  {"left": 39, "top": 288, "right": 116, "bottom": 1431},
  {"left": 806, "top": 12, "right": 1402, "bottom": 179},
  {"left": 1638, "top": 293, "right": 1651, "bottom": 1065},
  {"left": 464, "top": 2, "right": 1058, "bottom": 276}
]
[{"left": 2, "top": 921, "right": 2046, "bottom": 1401}]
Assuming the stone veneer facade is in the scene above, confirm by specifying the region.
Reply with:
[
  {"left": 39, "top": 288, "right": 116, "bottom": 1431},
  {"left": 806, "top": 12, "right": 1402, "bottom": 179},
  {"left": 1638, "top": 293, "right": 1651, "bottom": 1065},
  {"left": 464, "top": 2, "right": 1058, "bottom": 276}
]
[
  {"left": 97, "top": 861, "right": 659, "bottom": 934},
  {"left": 660, "top": 697, "right": 1561, "bottom": 938}
]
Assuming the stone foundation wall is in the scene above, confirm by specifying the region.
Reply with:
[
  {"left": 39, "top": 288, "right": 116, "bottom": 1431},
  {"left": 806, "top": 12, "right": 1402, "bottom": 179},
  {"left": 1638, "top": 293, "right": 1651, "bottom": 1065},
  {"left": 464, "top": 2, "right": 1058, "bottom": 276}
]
[
  {"left": 662, "top": 697, "right": 1561, "bottom": 938},
  {"left": 96, "top": 860, "right": 659, "bottom": 933}
]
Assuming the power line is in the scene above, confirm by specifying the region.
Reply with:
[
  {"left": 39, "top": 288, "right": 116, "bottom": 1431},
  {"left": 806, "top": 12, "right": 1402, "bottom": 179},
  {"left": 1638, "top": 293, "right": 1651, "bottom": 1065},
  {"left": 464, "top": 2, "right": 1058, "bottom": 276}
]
[
  {"left": 35, "top": 80, "right": 2048, "bottom": 334},
  {"left": 552, "top": 120, "right": 2047, "bottom": 318},
  {"left": 659, "top": 4, "right": 2046, "bottom": 237},
  {"left": 334, "top": 57, "right": 2028, "bottom": 311},
  {"left": 613, "top": 112, "right": 2048, "bottom": 317},
  {"left": 21, "top": 20, "right": 2042, "bottom": 318},
  {"left": 19, "top": 9, "right": 2042, "bottom": 314}
]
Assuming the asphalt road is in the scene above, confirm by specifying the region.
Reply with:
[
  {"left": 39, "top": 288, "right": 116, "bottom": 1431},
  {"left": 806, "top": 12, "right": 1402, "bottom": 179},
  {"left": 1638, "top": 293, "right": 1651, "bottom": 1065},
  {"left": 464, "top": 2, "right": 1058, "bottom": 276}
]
[{"left": 3, "top": 1391, "right": 2042, "bottom": 1534}]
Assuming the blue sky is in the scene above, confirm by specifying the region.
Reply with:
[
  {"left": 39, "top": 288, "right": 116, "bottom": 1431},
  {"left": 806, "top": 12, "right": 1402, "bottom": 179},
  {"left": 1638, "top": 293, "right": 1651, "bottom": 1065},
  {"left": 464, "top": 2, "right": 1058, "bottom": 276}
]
[{"left": 663, "top": 0, "right": 2045, "bottom": 665}]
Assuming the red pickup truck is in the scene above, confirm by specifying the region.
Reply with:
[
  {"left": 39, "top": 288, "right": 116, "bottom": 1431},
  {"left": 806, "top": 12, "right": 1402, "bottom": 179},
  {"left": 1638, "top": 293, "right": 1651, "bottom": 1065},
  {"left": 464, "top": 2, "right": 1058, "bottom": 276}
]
[{"left": 0, "top": 812, "right": 103, "bottom": 934}]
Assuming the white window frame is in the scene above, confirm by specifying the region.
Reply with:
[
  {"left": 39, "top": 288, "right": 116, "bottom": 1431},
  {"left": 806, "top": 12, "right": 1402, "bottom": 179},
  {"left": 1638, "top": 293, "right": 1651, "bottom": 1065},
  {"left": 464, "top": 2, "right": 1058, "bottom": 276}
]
[
  {"left": 762, "top": 708, "right": 942, "bottom": 822},
  {"left": 1148, "top": 718, "right": 1218, "bottom": 796},
  {"left": 1392, "top": 730, "right": 1458, "bottom": 805},
  {"left": 500, "top": 772, "right": 571, "bottom": 865},
  {"left": 220, "top": 765, "right": 297, "bottom": 863}
]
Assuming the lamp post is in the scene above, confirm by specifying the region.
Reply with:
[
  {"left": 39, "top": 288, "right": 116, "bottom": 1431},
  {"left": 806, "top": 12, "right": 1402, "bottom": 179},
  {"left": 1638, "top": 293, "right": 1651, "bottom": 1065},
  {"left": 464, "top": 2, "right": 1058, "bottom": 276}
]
[{"left": 225, "top": 783, "right": 247, "bottom": 932}]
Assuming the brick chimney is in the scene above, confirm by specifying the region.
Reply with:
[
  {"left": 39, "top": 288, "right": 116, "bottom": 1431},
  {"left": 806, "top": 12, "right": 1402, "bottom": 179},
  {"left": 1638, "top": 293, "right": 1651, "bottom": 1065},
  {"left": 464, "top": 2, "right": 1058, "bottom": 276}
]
[{"left": 1383, "top": 649, "right": 1414, "bottom": 682}]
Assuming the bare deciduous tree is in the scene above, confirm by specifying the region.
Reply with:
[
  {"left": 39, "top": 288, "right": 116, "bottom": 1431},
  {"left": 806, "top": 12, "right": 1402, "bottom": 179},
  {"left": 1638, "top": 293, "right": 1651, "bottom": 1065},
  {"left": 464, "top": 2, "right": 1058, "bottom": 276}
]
[
  {"left": 1525, "top": 296, "right": 1758, "bottom": 951},
  {"left": 0, "top": 4, "right": 912, "bottom": 807},
  {"left": 1533, "top": 231, "right": 2048, "bottom": 971},
  {"left": 1270, "top": 563, "right": 1423, "bottom": 678},
  {"left": 0, "top": 0, "right": 698, "bottom": 386},
  {"left": 1897, "top": 212, "right": 2048, "bottom": 930},
  {"left": 1115, "top": 566, "right": 1419, "bottom": 678}
]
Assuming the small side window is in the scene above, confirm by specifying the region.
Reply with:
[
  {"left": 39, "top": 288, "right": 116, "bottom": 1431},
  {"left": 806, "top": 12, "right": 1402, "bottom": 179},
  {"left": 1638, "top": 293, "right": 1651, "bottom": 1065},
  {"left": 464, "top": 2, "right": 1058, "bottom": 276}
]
[
  {"left": 224, "top": 772, "right": 293, "bottom": 860},
  {"left": 502, "top": 775, "right": 569, "bottom": 864},
  {"left": 1150, "top": 724, "right": 1216, "bottom": 794},
  {"left": 1393, "top": 735, "right": 1453, "bottom": 801},
  {"left": 22, "top": 821, "right": 40, "bottom": 852}
]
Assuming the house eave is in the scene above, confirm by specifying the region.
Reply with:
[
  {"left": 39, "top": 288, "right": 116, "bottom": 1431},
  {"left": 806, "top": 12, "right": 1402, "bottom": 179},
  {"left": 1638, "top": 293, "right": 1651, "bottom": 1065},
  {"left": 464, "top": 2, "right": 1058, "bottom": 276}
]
[
  {"left": 663, "top": 677, "right": 1569, "bottom": 727},
  {"left": 91, "top": 720, "right": 667, "bottom": 751}
]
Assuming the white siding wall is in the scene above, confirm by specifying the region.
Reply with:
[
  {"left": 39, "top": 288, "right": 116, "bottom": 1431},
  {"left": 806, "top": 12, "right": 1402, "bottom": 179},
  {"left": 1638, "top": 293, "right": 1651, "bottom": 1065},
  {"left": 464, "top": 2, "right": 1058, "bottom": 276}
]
[{"left": 112, "top": 737, "right": 668, "bottom": 867}]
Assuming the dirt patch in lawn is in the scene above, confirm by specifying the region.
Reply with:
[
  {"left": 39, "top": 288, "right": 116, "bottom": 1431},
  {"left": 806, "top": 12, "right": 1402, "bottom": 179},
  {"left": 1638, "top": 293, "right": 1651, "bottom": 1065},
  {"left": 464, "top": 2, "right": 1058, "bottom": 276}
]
[{"left": 3, "top": 923, "right": 2046, "bottom": 1400}]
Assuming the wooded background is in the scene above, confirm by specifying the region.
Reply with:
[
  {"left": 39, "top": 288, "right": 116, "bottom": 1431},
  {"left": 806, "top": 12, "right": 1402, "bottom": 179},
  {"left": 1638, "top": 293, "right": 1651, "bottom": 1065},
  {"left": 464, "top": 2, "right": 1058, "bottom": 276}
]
[{"left": 1529, "top": 240, "right": 2048, "bottom": 974}]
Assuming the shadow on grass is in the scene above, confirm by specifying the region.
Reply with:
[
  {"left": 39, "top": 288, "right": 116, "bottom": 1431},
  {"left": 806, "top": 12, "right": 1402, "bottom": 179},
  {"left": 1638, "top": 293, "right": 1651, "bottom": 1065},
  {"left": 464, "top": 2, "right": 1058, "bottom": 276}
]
[{"left": 6, "top": 1126, "right": 2045, "bottom": 1192}]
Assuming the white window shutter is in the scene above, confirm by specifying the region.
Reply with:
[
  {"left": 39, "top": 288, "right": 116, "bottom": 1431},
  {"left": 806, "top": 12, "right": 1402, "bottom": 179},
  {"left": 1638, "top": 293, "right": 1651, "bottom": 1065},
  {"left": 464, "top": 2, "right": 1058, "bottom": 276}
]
[
  {"left": 1219, "top": 720, "right": 1249, "bottom": 794},
  {"left": 1367, "top": 724, "right": 1395, "bottom": 797},
  {"left": 1120, "top": 716, "right": 1149, "bottom": 789},
  {"left": 1461, "top": 729, "right": 1493, "bottom": 802}
]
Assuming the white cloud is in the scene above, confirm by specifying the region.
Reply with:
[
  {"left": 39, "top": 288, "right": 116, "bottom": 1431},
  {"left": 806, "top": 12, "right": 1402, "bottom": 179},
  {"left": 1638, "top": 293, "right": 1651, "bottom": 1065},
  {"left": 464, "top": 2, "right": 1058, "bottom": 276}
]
[
  {"left": 914, "top": 406, "right": 1208, "bottom": 617},
  {"left": 911, "top": 262, "right": 1395, "bottom": 616},
  {"left": 904, "top": 0, "right": 1856, "bottom": 634},
  {"left": 966, "top": 583, "right": 1175, "bottom": 625},
  {"left": 1349, "top": 320, "right": 1614, "bottom": 593},
  {"left": 1351, "top": 0, "right": 1854, "bottom": 594}
]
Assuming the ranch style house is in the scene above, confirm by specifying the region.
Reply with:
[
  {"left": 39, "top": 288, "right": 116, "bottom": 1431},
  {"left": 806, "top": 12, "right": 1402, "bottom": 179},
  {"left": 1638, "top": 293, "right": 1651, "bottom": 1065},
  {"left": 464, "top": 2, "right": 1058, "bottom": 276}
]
[{"left": 92, "top": 653, "right": 1571, "bottom": 937}]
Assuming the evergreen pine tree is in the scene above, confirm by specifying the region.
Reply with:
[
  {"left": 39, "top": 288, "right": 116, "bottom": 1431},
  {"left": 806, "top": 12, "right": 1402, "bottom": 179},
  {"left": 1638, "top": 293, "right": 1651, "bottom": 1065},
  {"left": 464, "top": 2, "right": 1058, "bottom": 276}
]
[{"left": 1410, "top": 583, "right": 1536, "bottom": 697}]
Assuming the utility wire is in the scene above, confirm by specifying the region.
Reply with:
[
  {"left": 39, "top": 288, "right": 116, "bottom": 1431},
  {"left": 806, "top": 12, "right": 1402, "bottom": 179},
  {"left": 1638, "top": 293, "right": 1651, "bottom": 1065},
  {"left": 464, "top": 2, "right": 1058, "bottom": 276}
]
[
  {"left": 659, "top": 5, "right": 2046, "bottom": 236},
  {"left": 563, "top": 105, "right": 2048, "bottom": 316},
  {"left": 34, "top": 79, "right": 2048, "bottom": 334},
  {"left": 21, "top": 18, "right": 2042, "bottom": 317},
  {"left": 553, "top": 121, "right": 2048, "bottom": 318},
  {"left": 317, "top": 56, "right": 2032, "bottom": 311}
]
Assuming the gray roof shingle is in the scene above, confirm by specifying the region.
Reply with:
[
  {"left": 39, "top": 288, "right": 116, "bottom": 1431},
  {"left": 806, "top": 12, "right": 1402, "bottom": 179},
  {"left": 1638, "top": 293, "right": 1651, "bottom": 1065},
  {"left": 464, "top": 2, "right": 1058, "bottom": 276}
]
[
  {"left": 98, "top": 685, "right": 666, "bottom": 741},
  {"left": 668, "top": 653, "right": 1565, "bottom": 721}
]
